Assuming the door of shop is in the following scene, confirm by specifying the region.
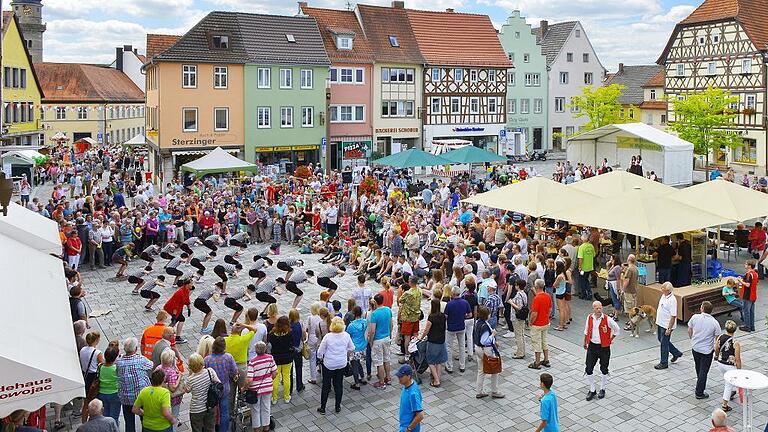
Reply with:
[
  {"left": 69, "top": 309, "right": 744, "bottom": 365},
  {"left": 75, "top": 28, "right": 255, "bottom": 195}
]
[
  {"left": 533, "top": 128, "right": 542, "bottom": 150},
  {"left": 552, "top": 128, "right": 562, "bottom": 150},
  {"left": 330, "top": 143, "right": 339, "bottom": 171}
]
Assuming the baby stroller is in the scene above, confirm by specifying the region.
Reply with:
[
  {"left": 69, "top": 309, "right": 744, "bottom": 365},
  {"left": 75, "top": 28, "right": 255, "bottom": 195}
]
[{"left": 408, "top": 339, "right": 430, "bottom": 385}]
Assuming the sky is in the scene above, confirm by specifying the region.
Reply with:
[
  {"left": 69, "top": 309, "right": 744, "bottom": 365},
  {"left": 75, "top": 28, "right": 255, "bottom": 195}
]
[{"left": 5, "top": 0, "right": 701, "bottom": 71}]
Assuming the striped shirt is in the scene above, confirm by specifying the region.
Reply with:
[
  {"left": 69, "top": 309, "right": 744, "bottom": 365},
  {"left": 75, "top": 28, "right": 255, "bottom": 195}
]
[
  {"left": 130, "top": 268, "right": 148, "bottom": 278},
  {"left": 251, "top": 259, "right": 267, "bottom": 270},
  {"left": 166, "top": 257, "right": 182, "bottom": 269},
  {"left": 188, "top": 368, "right": 220, "bottom": 414},
  {"left": 228, "top": 286, "right": 246, "bottom": 300},
  {"left": 184, "top": 236, "right": 201, "bottom": 246},
  {"left": 231, "top": 232, "right": 247, "bottom": 242},
  {"left": 142, "top": 245, "right": 159, "bottom": 255},
  {"left": 279, "top": 257, "right": 299, "bottom": 267},
  {"left": 221, "top": 263, "right": 237, "bottom": 274},
  {"left": 316, "top": 265, "right": 338, "bottom": 279},
  {"left": 252, "top": 246, "right": 270, "bottom": 257},
  {"left": 160, "top": 244, "right": 175, "bottom": 254},
  {"left": 255, "top": 279, "right": 277, "bottom": 294},
  {"left": 246, "top": 354, "right": 277, "bottom": 395},
  {"left": 143, "top": 280, "right": 161, "bottom": 292},
  {"left": 289, "top": 269, "right": 308, "bottom": 283},
  {"left": 195, "top": 287, "right": 217, "bottom": 301},
  {"left": 204, "top": 235, "right": 220, "bottom": 243}
]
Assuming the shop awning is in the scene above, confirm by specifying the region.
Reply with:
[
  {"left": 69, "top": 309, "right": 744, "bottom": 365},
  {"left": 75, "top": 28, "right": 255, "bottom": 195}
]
[
  {"left": 462, "top": 176, "right": 599, "bottom": 218},
  {"left": 49, "top": 132, "right": 69, "bottom": 141},
  {"left": 124, "top": 134, "right": 147, "bottom": 147},
  {"left": 179, "top": 146, "right": 258, "bottom": 175},
  {"left": 670, "top": 177, "right": 768, "bottom": 222},
  {"left": 441, "top": 145, "right": 506, "bottom": 164},
  {"left": 1, "top": 150, "right": 45, "bottom": 166},
  {"left": 0, "top": 203, "right": 84, "bottom": 416},
  {"left": 371, "top": 148, "right": 448, "bottom": 168},
  {"left": 568, "top": 169, "right": 677, "bottom": 198}
]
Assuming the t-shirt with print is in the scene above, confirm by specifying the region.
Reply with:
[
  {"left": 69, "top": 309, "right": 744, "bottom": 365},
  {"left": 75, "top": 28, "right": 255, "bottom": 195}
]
[
  {"left": 399, "top": 288, "right": 422, "bottom": 322},
  {"left": 577, "top": 242, "right": 596, "bottom": 272}
]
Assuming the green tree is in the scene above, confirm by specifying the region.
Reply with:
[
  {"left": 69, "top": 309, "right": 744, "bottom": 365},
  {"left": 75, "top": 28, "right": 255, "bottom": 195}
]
[
  {"left": 668, "top": 86, "right": 741, "bottom": 179},
  {"left": 568, "top": 84, "right": 628, "bottom": 132}
]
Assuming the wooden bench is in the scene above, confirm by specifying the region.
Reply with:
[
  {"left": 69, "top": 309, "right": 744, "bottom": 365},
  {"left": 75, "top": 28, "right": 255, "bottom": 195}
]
[
  {"left": 684, "top": 287, "right": 740, "bottom": 321},
  {"left": 639, "top": 281, "right": 738, "bottom": 322}
]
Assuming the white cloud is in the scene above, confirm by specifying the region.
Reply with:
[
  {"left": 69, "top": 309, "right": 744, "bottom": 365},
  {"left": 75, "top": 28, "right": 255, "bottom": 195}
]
[
  {"left": 480, "top": 0, "right": 661, "bottom": 20},
  {"left": 41, "top": 0, "right": 195, "bottom": 18}
]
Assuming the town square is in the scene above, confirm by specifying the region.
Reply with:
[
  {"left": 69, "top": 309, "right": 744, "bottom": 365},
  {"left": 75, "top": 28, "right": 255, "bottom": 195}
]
[{"left": 1, "top": 0, "right": 768, "bottom": 432}]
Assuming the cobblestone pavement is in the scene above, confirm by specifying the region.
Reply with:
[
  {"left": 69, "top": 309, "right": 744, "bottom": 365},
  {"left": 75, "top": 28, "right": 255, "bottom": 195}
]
[{"left": 66, "top": 242, "right": 768, "bottom": 432}]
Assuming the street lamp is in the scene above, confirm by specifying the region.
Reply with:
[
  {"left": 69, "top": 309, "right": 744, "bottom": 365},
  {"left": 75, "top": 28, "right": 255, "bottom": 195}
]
[{"left": 0, "top": 172, "right": 13, "bottom": 216}]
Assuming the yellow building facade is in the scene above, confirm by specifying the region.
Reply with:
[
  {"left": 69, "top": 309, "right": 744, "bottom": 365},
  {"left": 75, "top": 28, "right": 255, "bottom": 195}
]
[{"left": 1, "top": 12, "right": 44, "bottom": 147}]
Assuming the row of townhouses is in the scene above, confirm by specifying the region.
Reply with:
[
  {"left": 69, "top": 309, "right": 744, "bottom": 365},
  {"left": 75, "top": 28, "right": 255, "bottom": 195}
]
[{"left": 143, "top": 1, "right": 606, "bottom": 181}]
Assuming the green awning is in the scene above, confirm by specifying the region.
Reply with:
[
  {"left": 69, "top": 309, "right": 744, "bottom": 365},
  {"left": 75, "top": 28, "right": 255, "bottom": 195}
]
[
  {"left": 441, "top": 145, "right": 506, "bottom": 164},
  {"left": 371, "top": 148, "right": 449, "bottom": 168}
]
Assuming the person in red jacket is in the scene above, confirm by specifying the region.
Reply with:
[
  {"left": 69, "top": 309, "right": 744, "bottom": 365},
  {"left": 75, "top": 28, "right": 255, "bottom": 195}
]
[
  {"left": 163, "top": 276, "right": 193, "bottom": 344},
  {"left": 583, "top": 301, "right": 620, "bottom": 401},
  {"left": 65, "top": 230, "right": 82, "bottom": 270},
  {"left": 737, "top": 259, "right": 759, "bottom": 332}
]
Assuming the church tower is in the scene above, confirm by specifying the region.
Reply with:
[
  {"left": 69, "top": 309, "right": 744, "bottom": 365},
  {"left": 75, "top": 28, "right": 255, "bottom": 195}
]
[{"left": 10, "top": 0, "right": 46, "bottom": 63}]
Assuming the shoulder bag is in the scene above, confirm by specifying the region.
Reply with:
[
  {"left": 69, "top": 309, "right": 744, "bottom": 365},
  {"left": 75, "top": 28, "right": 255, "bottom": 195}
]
[
  {"left": 205, "top": 368, "right": 224, "bottom": 409},
  {"left": 482, "top": 344, "right": 502, "bottom": 375},
  {"left": 514, "top": 293, "right": 529, "bottom": 321}
]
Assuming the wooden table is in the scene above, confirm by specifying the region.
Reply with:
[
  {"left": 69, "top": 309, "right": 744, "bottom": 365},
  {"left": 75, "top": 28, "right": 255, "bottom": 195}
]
[{"left": 637, "top": 280, "right": 727, "bottom": 322}]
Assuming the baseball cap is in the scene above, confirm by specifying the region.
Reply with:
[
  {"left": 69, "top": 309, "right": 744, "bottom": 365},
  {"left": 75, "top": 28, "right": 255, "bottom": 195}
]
[{"left": 395, "top": 364, "right": 413, "bottom": 378}]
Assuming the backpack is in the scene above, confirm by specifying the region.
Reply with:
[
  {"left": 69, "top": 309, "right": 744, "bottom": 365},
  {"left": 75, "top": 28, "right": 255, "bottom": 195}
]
[{"left": 205, "top": 368, "right": 224, "bottom": 410}]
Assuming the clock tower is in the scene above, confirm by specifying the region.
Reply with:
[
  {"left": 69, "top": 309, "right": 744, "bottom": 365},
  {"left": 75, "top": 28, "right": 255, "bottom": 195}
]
[{"left": 10, "top": 0, "right": 46, "bottom": 63}]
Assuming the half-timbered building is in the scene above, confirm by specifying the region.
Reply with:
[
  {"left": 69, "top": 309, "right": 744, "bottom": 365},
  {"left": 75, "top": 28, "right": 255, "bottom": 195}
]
[
  {"left": 658, "top": 0, "right": 768, "bottom": 171},
  {"left": 404, "top": 8, "right": 512, "bottom": 152}
]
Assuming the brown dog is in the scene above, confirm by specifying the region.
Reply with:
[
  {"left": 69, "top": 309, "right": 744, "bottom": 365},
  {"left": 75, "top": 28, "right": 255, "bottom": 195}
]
[{"left": 627, "top": 305, "right": 657, "bottom": 338}]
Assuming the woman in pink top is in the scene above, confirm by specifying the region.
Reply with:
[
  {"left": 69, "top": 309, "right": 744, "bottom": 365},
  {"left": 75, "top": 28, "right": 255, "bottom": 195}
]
[{"left": 245, "top": 341, "right": 277, "bottom": 432}]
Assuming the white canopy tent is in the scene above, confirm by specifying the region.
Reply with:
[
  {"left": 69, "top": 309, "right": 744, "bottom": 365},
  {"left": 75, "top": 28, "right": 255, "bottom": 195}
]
[
  {"left": 0, "top": 203, "right": 84, "bottom": 416},
  {"left": 179, "top": 147, "right": 257, "bottom": 175},
  {"left": 124, "top": 133, "right": 147, "bottom": 146},
  {"left": 566, "top": 123, "right": 694, "bottom": 186}
]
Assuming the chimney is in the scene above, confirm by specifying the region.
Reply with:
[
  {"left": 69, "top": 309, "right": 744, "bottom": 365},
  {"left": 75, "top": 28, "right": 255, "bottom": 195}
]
[
  {"left": 123, "top": 45, "right": 133, "bottom": 52},
  {"left": 133, "top": 48, "right": 138, "bottom": 54},
  {"left": 391, "top": 1, "right": 404, "bottom": 8},
  {"left": 540, "top": 20, "right": 549, "bottom": 35},
  {"left": 618, "top": 63, "right": 624, "bottom": 73},
  {"left": 298, "top": 1, "right": 307, "bottom": 8},
  {"left": 445, "top": 8, "right": 454, "bottom": 12},
  {"left": 115, "top": 47, "right": 124, "bottom": 72}
]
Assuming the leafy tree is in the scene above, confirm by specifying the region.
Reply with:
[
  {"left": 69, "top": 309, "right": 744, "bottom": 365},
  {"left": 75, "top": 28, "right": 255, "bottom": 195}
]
[
  {"left": 568, "top": 84, "right": 628, "bottom": 132},
  {"left": 668, "top": 87, "right": 741, "bottom": 179}
]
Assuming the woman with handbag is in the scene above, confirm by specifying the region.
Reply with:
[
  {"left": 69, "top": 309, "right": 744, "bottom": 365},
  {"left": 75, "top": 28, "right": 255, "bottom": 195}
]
[
  {"left": 507, "top": 281, "right": 528, "bottom": 360},
  {"left": 416, "top": 299, "right": 448, "bottom": 387},
  {"left": 156, "top": 350, "right": 184, "bottom": 431},
  {"left": 316, "top": 317, "right": 354, "bottom": 414},
  {"left": 473, "top": 306, "right": 505, "bottom": 400},
  {"left": 289, "top": 308, "right": 307, "bottom": 393},
  {"left": 186, "top": 354, "right": 220, "bottom": 432},
  {"left": 244, "top": 341, "right": 277, "bottom": 432},
  {"left": 80, "top": 331, "right": 105, "bottom": 423},
  {"left": 96, "top": 346, "right": 122, "bottom": 427},
  {"left": 268, "top": 316, "right": 294, "bottom": 404}
]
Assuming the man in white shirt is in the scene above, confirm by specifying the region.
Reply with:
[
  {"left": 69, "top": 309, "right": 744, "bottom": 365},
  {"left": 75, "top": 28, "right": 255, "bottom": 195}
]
[
  {"left": 654, "top": 282, "right": 684, "bottom": 369},
  {"left": 413, "top": 251, "right": 429, "bottom": 279},
  {"left": 439, "top": 183, "right": 450, "bottom": 208},
  {"left": 687, "top": 301, "right": 722, "bottom": 399},
  {"left": 583, "top": 301, "right": 620, "bottom": 401}
]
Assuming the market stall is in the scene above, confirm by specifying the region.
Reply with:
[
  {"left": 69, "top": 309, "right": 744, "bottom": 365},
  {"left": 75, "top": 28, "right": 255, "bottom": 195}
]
[
  {"left": 566, "top": 122, "right": 694, "bottom": 186},
  {"left": 1, "top": 149, "right": 44, "bottom": 181},
  {"left": 371, "top": 148, "right": 449, "bottom": 169},
  {"left": 179, "top": 146, "right": 258, "bottom": 176}
]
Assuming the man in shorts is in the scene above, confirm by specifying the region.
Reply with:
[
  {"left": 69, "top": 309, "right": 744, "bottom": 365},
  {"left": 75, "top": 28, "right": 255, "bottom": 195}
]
[
  {"left": 529, "top": 279, "right": 552, "bottom": 369},
  {"left": 397, "top": 279, "right": 422, "bottom": 365},
  {"left": 368, "top": 294, "right": 393, "bottom": 389},
  {"left": 162, "top": 276, "right": 193, "bottom": 344}
]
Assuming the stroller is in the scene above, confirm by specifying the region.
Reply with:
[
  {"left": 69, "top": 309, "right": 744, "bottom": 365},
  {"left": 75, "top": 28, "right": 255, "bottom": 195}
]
[{"left": 408, "top": 339, "right": 430, "bottom": 384}]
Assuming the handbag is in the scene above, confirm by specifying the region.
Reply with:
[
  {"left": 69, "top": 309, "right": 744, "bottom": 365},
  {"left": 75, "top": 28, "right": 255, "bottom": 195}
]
[
  {"left": 515, "top": 305, "right": 529, "bottom": 321},
  {"left": 482, "top": 349, "right": 502, "bottom": 375},
  {"left": 170, "top": 371, "right": 187, "bottom": 399},
  {"left": 301, "top": 342, "right": 310, "bottom": 360},
  {"left": 205, "top": 368, "right": 224, "bottom": 410},
  {"left": 86, "top": 364, "right": 101, "bottom": 400}
]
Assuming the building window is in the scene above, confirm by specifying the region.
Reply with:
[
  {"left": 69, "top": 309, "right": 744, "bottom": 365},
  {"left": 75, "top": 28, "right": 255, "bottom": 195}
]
[
  {"left": 469, "top": 97, "right": 479, "bottom": 114},
  {"left": 214, "top": 107, "right": 229, "bottom": 131},
  {"left": 566, "top": 126, "right": 575, "bottom": 136},
  {"left": 707, "top": 62, "right": 716, "bottom": 75},
  {"left": 182, "top": 108, "right": 198, "bottom": 132},
  {"left": 331, "top": 68, "right": 363, "bottom": 84},
  {"left": 214, "top": 66, "right": 228, "bottom": 88},
  {"left": 450, "top": 97, "right": 460, "bottom": 114},
  {"left": 257, "top": 107, "right": 271, "bottom": 128},
  {"left": 570, "top": 97, "right": 580, "bottom": 113},
  {"left": 584, "top": 72, "right": 593, "bottom": 84},
  {"left": 713, "top": 34, "right": 720, "bottom": 43},
  {"left": 629, "top": 109, "right": 635, "bottom": 119},
  {"left": 566, "top": 53, "right": 573, "bottom": 62},
  {"left": 431, "top": 68, "right": 441, "bottom": 82},
  {"left": 575, "top": 29, "right": 581, "bottom": 37},
  {"left": 382, "top": 100, "right": 415, "bottom": 117},
  {"left": 583, "top": 53, "right": 589, "bottom": 63},
  {"left": 301, "top": 106, "right": 314, "bottom": 127},
  {"left": 508, "top": 99, "right": 516, "bottom": 114},
  {"left": 455, "top": 68, "right": 463, "bottom": 82},
  {"left": 3, "top": 67, "right": 9, "bottom": 87},
  {"left": 330, "top": 105, "right": 365, "bottom": 122},
  {"left": 734, "top": 138, "right": 757, "bottom": 164},
  {"left": 77, "top": 106, "right": 87, "bottom": 120},
  {"left": 257, "top": 68, "right": 271, "bottom": 88},
  {"left": 661, "top": 114, "right": 667, "bottom": 124},
  {"left": 20, "top": 69, "right": 26, "bottom": 88},
  {"left": 55, "top": 106, "right": 66, "bottom": 120},
  {"left": 488, "top": 98, "right": 497, "bottom": 114},
  {"left": 382, "top": 68, "right": 390, "bottom": 83},
  {"left": 383, "top": 68, "right": 413, "bottom": 83},
  {"left": 515, "top": 31, "right": 520, "bottom": 38},
  {"left": 279, "top": 68, "right": 292, "bottom": 88},
  {"left": 355, "top": 69, "right": 364, "bottom": 83},
  {"left": 388, "top": 35, "right": 399, "bottom": 47},
  {"left": 280, "top": 106, "right": 293, "bottom": 128},
  {"left": 431, "top": 97, "right": 441, "bottom": 114},
  {"left": 650, "top": 89, "right": 657, "bottom": 100},
  {"left": 211, "top": 35, "right": 229, "bottom": 49},
  {"left": 559, "top": 72, "right": 569, "bottom": 84},
  {"left": 469, "top": 69, "right": 478, "bottom": 82},
  {"left": 534, "top": 98, "right": 543, "bottom": 113},
  {"left": 746, "top": 95, "right": 756, "bottom": 109},
  {"left": 336, "top": 36, "right": 353, "bottom": 50},
  {"left": 520, "top": 99, "right": 529, "bottom": 114},
  {"left": 300, "top": 69, "right": 313, "bottom": 89},
  {"left": 406, "top": 69, "right": 414, "bottom": 83},
  {"left": 508, "top": 72, "right": 515, "bottom": 86},
  {"left": 523, "top": 53, "right": 530, "bottom": 63},
  {"left": 489, "top": 70, "right": 497, "bottom": 83},
  {"left": 182, "top": 65, "right": 197, "bottom": 88},
  {"left": 676, "top": 64, "right": 685, "bottom": 77},
  {"left": 508, "top": 52, "right": 514, "bottom": 62},
  {"left": 554, "top": 97, "right": 565, "bottom": 112},
  {"left": 741, "top": 58, "right": 752, "bottom": 74}
]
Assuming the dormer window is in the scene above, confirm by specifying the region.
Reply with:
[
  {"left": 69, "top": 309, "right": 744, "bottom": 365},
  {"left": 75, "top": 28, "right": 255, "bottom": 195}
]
[
  {"left": 388, "top": 36, "right": 399, "bottom": 47},
  {"left": 286, "top": 34, "right": 296, "bottom": 43},
  {"left": 337, "top": 36, "right": 353, "bottom": 50},
  {"left": 211, "top": 35, "right": 229, "bottom": 49}
]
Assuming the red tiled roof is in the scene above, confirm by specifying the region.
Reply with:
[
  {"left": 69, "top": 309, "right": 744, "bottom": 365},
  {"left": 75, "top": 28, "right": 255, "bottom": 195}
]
[
  {"left": 404, "top": 9, "right": 511, "bottom": 67},
  {"left": 356, "top": 4, "right": 425, "bottom": 64},
  {"left": 2, "top": 11, "right": 13, "bottom": 36},
  {"left": 36, "top": 63, "right": 145, "bottom": 103},
  {"left": 639, "top": 101, "right": 668, "bottom": 110},
  {"left": 300, "top": 6, "right": 374, "bottom": 64},
  {"left": 137, "top": 54, "right": 147, "bottom": 63},
  {"left": 679, "top": 0, "right": 768, "bottom": 50},
  {"left": 643, "top": 69, "right": 665, "bottom": 87},
  {"left": 146, "top": 34, "right": 181, "bottom": 60}
]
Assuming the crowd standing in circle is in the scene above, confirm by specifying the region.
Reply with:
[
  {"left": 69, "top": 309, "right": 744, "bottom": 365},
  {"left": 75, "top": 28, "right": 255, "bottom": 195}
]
[{"left": 6, "top": 144, "right": 762, "bottom": 432}]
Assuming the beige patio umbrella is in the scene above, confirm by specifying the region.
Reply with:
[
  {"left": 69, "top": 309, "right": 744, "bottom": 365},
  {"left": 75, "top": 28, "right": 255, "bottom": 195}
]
[
  {"left": 670, "top": 177, "right": 768, "bottom": 222},
  {"left": 547, "top": 186, "right": 733, "bottom": 240},
  {"left": 462, "top": 176, "right": 599, "bottom": 217},
  {"left": 568, "top": 169, "right": 677, "bottom": 198}
]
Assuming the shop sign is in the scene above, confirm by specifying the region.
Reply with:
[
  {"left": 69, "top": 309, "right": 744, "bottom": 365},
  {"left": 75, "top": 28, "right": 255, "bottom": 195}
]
[
  {"left": 342, "top": 140, "right": 371, "bottom": 159},
  {"left": 375, "top": 127, "right": 419, "bottom": 134},
  {"left": 616, "top": 136, "right": 662, "bottom": 152},
  {"left": 453, "top": 127, "right": 485, "bottom": 132},
  {"left": 292, "top": 145, "right": 319, "bottom": 151}
]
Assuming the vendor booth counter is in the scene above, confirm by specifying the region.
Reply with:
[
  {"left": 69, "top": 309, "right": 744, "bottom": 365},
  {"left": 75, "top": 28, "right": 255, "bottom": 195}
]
[{"left": 636, "top": 281, "right": 738, "bottom": 323}]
